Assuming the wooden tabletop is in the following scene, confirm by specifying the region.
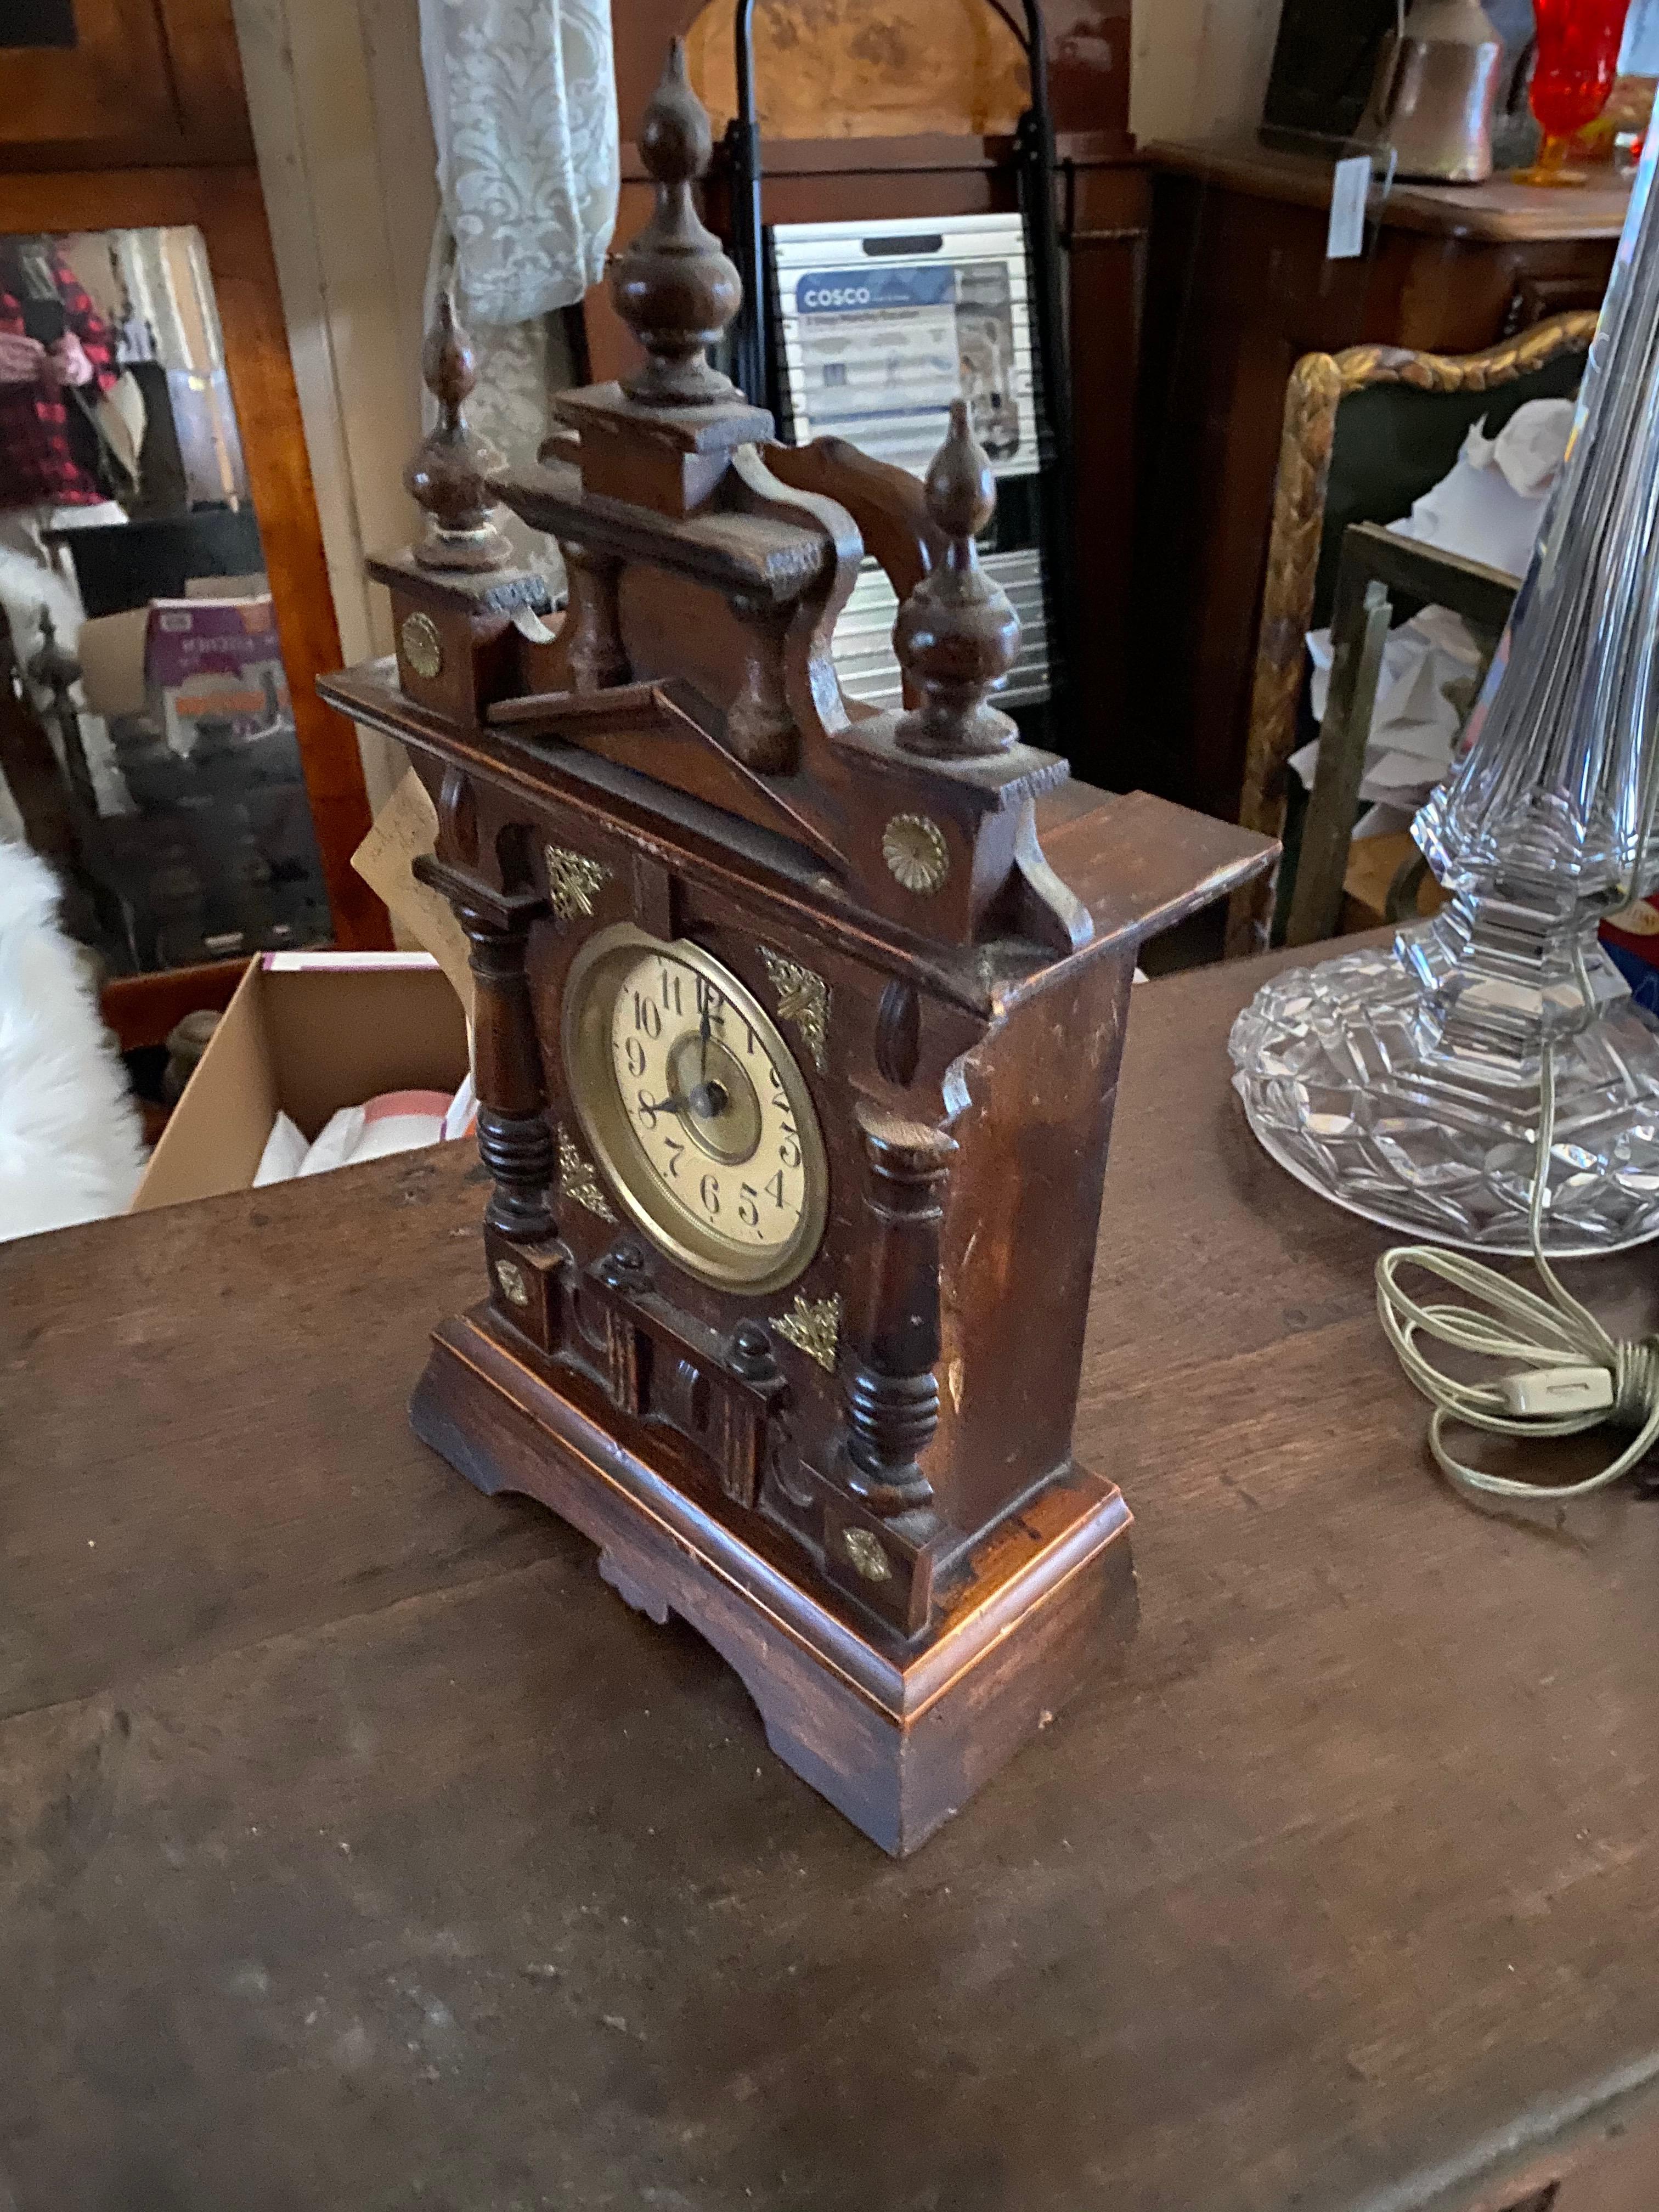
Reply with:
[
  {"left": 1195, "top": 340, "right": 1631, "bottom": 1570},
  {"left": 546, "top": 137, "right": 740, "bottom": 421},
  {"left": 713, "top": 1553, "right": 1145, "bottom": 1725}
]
[
  {"left": 1148, "top": 135, "right": 1634, "bottom": 242},
  {"left": 5, "top": 944, "right": 1659, "bottom": 2211}
]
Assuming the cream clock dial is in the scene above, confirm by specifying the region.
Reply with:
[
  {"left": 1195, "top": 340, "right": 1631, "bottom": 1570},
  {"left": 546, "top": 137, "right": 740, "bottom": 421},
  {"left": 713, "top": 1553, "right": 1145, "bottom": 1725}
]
[{"left": 561, "top": 925, "right": 829, "bottom": 1292}]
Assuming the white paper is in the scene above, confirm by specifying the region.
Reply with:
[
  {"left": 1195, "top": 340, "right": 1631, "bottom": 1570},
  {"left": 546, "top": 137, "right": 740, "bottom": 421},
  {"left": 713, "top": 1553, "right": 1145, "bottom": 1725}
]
[
  {"left": 1297, "top": 610, "right": 1485, "bottom": 810},
  {"left": 1389, "top": 400, "right": 1572, "bottom": 577},
  {"left": 1327, "top": 156, "right": 1370, "bottom": 262},
  {"left": 1294, "top": 399, "right": 1574, "bottom": 810},
  {"left": 252, "top": 1111, "right": 308, "bottom": 1187}
]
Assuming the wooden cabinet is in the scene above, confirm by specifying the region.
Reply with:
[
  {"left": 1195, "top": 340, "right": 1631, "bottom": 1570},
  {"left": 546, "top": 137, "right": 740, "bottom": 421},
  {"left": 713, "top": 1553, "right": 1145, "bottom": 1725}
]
[
  {"left": 1126, "top": 139, "right": 1623, "bottom": 821},
  {"left": 0, "top": 0, "right": 252, "bottom": 168}
]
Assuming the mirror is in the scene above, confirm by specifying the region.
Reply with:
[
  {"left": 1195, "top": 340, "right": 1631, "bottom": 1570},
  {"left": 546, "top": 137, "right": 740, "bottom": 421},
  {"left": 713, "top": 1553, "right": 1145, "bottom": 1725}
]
[{"left": 0, "top": 225, "right": 331, "bottom": 976}]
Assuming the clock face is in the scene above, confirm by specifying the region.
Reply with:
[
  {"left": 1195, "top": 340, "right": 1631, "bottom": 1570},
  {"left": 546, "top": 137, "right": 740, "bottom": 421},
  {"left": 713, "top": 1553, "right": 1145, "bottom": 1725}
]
[{"left": 561, "top": 925, "right": 829, "bottom": 1293}]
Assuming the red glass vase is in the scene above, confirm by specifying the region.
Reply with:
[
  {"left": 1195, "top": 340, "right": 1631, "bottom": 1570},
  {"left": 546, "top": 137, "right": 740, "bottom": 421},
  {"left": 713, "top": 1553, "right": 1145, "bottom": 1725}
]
[{"left": 1519, "top": 0, "right": 1633, "bottom": 184}]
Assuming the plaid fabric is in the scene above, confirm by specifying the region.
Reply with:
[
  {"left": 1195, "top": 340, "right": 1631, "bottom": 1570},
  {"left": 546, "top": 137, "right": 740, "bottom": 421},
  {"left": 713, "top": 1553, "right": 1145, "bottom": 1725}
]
[{"left": 0, "top": 251, "right": 118, "bottom": 513}]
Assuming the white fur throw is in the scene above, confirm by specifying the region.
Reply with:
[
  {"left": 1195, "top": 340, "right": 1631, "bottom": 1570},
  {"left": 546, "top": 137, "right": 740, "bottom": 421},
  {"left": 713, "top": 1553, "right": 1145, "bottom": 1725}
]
[
  {"left": 0, "top": 540, "right": 83, "bottom": 849},
  {"left": 0, "top": 840, "right": 143, "bottom": 1241},
  {"left": 0, "top": 532, "right": 81, "bottom": 677}
]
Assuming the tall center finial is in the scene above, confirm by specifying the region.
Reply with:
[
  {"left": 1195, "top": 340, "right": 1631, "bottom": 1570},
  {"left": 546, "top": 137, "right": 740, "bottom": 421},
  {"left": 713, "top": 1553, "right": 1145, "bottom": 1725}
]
[{"left": 612, "top": 39, "right": 743, "bottom": 408}]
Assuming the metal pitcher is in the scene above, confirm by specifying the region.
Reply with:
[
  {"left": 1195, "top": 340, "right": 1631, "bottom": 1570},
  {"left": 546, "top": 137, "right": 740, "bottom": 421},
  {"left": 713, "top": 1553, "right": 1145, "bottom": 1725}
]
[{"left": 1358, "top": 0, "right": 1505, "bottom": 183}]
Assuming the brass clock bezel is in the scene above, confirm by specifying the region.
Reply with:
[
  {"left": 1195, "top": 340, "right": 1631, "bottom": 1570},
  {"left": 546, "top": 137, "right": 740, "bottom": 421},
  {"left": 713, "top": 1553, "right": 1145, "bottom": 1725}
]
[{"left": 561, "top": 923, "right": 830, "bottom": 1294}]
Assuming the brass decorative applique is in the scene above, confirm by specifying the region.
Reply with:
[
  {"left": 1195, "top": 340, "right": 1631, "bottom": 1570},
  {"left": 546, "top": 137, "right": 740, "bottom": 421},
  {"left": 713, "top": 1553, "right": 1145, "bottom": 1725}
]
[
  {"left": 558, "top": 1125, "right": 617, "bottom": 1222},
  {"left": 771, "top": 1291, "right": 841, "bottom": 1373},
  {"left": 759, "top": 946, "right": 830, "bottom": 1071},
  {"left": 545, "top": 846, "right": 610, "bottom": 922},
  {"left": 841, "top": 1527, "right": 893, "bottom": 1584},
  {"left": 494, "top": 1260, "right": 529, "bottom": 1308},
  {"left": 881, "top": 813, "right": 950, "bottom": 897},
  {"left": 400, "top": 611, "right": 444, "bottom": 680}
]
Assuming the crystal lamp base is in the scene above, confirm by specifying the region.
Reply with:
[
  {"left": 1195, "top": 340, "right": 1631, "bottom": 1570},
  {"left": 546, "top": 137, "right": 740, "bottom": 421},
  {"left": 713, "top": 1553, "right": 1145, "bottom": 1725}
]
[{"left": 1229, "top": 939, "right": 1659, "bottom": 1255}]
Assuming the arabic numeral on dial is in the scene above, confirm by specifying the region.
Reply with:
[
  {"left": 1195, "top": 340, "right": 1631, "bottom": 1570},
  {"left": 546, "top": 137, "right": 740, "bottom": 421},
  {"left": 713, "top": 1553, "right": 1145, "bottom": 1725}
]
[
  {"left": 662, "top": 1136, "right": 685, "bottom": 1180},
  {"left": 636, "top": 1088, "right": 659, "bottom": 1132},
  {"left": 624, "top": 1035, "right": 646, "bottom": 1079},
  {"left": 765, "top": 1168, "right": 787, "bottom": 1210},
  {"left": 778, "top": 1123, "right": 801, "bottom": 1170},
  {"left": 658, "top": 966, "right": 684, "bottom": 1016},
  {"left": 633, "top": 991, "right": 662, "bottom": 1040},
  {"left": 696, "top": 978, "right": 725, "bottom": 1020},
  {"left": 699, "top": 1172, "right": 721, "bottom": 1217},
  {"left": 737, "top": 1183, "right": 760, "bottom": 1229}
]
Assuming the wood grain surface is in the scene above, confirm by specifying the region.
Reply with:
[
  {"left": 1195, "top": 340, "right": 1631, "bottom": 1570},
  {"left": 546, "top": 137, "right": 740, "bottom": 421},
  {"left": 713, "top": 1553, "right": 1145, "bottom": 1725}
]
[
  {"left": 3, "top": 944, "right": 1658, "bottom": 2210},
  {"left": 1147, "top": 137, "right": 1634, "bottom": 243},
  {"left": 684, "top": 0, "right": 1029, "bottom": 139}
]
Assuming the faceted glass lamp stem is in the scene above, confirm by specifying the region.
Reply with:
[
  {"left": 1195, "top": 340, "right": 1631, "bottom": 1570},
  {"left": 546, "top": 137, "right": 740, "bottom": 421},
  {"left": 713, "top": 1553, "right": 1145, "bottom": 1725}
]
[
  {"left": 1230, "top": 128, "right": 1659, "bottom": 1255},
  {"left": 1409, "top": 126, "right": 1659, "bottom": 1076}
]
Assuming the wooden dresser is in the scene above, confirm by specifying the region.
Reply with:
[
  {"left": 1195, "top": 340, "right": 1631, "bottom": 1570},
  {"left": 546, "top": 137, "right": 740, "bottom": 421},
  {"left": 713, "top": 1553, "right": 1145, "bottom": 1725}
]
[{"left": 1125, "top": 137, "right": 1627, "bottom": 822}]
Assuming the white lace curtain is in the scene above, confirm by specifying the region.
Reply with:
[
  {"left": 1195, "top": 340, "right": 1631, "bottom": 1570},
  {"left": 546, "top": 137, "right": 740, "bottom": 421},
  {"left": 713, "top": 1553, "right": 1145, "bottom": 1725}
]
[{"left": 418, "top": 0, "right": 619, "bottom": 326}]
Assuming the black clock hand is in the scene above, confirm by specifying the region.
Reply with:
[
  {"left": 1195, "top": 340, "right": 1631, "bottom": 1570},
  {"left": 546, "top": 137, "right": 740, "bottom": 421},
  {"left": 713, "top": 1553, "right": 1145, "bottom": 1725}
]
[
  {"left": 642, "top": 1082, "right": 729, "bottom": 1119},
  {"left": 698, "top": 1005, "right": 712, "bottom": 1088},
  {"left": 642, "top": 1081, "right": 729, "bottom": 1120}
]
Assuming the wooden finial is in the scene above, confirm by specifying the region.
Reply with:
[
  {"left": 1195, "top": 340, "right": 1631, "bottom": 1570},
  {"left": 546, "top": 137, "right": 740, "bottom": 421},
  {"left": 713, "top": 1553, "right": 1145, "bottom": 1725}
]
[
  {"left": 612, "top": 39, "right": 742, "bottom": 408},
  {"left": 404, "top": 288, "right": 512, "bottom": 571},
  {"left": 893, "top": 400, "right": 1021, "bottom": 758},
  {"left": 30, "top": 606, "right": 78, "bottom": 698}
]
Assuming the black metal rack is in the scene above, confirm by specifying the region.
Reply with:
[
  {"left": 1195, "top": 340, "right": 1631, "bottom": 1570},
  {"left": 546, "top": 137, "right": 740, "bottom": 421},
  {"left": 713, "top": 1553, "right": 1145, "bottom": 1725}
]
[{"left": 720, "top": 0, "right": 1081, "bottom": 729}]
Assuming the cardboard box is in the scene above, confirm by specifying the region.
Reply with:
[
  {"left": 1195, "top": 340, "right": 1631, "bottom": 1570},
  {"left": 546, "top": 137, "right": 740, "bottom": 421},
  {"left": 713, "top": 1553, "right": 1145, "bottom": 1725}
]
[
  {"left": 76, "top": 605, "right": 148, "bottom": 718},
  {"left": 148, "top": 594, "right": 290, "bottom": 751},
  {"left": 133, "top": 951, "right": 471, "bottom": 1212},
  {"left": 74, "top": 579, "right": 276, "bottom": 716},
  {"left": 185, "top": 572, "right": 268, "bottom": 602}
]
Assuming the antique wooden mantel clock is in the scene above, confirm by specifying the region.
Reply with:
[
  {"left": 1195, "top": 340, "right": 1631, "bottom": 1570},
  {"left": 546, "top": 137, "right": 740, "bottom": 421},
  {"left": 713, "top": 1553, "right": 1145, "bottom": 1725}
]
[{"left": 321, "top": 44, "right": 1272, "bottom": 1854}]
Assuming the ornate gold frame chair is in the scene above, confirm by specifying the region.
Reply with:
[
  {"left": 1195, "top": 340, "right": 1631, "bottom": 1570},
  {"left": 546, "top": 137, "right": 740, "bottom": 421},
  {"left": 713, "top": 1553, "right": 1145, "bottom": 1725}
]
[{"left": 1224, "top": 312, "right": 1599, "bottom": 959}]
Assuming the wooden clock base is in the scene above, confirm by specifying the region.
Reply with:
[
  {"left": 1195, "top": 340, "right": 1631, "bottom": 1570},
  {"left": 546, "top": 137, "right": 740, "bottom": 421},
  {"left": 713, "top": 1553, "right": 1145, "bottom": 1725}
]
[{"left": 410, "top": 1312, "right": 1138, "bottom": 1856}]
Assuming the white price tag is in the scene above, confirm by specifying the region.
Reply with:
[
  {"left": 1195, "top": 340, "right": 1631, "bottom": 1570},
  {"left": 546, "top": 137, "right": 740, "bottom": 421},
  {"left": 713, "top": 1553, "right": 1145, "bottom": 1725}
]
[{"left": 1326, "top": 154, "right": 1371, "bottom": 262}]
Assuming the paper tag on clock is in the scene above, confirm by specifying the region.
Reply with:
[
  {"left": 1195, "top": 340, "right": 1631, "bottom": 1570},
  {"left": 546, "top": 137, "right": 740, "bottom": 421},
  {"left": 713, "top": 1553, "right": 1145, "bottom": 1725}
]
[
  {"left": 1326, "top": 155, "right": 1370, "bottom": 261},
  {"left": 350, "top": 765, "right": 476, "bottom": 1026}
]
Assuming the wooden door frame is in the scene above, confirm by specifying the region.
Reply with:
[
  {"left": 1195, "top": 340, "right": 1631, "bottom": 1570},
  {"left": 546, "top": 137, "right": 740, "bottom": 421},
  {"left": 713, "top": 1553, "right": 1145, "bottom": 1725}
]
[{"left": 0, "top": 162, "right": 390, "bottom": 953}]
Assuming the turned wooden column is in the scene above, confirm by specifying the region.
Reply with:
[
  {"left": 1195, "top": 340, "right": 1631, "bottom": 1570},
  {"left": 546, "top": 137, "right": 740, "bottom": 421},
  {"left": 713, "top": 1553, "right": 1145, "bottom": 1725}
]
[
  {"left": 842, "top": 1102, "right": 958, "bottom": 1516},
  {"left": 415, "top": 855, "right": 554, "bottom": 1244},
  {"left": 726, "top": 594, "right": 797, "bottom": 772},
  {"left": 461, "top": 905, "right": 555, "bottom": 1242},
  {"left": 562, "top": 546, "right": 630, "bottom": 691}
]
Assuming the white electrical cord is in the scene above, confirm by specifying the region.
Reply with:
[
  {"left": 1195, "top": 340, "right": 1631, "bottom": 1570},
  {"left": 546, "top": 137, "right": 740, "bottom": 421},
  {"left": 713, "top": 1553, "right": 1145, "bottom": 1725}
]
[{"left": 1376, "top": 1047, "right": 1659, "bottom": 1499}]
